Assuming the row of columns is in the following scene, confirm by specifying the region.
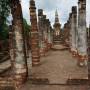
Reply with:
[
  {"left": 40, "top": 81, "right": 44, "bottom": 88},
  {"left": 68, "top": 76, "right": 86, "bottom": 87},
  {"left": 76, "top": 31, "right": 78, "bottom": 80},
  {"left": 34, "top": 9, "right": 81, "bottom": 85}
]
[
  {"left": 66, "top": 0, "right": 87, "bottom": 66},
  {"left": 8, "top": 0, "right": 53, "bottom": 87},
  {"left": 38, "top": 9, "right": 53, "bottom": 56}
]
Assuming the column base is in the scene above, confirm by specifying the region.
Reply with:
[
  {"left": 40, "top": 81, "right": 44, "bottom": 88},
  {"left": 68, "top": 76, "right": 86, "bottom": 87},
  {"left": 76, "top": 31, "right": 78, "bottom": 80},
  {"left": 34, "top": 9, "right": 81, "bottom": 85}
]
[
  {"left": 32, "top": 57, "right": 40, "bottom": 66},
  {"left": 14, "top": 71, "right": 27, "bottom": 87},
  {"left": 32, "top": 62, "right": 40, "bottom": 66},
  {"left": 47, "top": 43, "right": 52, "bottom": 50},
  {"left": 71, "top": 50, "right": 78, "bottom": 57},
  {"left": 40, "top": 48, "right": 45, "bottom": 57},
  {"left": 77, "top": 54, "right": 88, "bottom": 67},
  {"left": 45, "top": 45, "right": 48, "bottom": 53}
]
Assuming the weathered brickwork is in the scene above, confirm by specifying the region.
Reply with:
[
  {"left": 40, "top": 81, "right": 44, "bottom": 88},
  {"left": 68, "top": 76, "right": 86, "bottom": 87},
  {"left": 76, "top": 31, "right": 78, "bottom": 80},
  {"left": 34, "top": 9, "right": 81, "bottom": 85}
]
[
  {"left": 11, "top": 0, "right": 28, "bottom": 86},
  {"left": 88, "top": 25, "right": 90, "bottom": 79},
  {"left": 77, "top": 0, "right": 87, "bottom": 66},
  {"left": 30, "top": 0, "right": 40, "bottom": 66},
  {"left": 70, "top": 6, "right": 78, "bottom": 57}
]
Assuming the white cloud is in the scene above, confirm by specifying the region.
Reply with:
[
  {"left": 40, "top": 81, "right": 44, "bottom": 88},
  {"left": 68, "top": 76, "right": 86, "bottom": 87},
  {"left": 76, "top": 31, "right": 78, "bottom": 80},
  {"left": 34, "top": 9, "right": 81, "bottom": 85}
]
[
  {"left": 87, "top": 0, "right": 90, "bottom": 27},
  {"left": 21, "top": 0, "right": 30, "bottom": 24},
  {"left": 21, "top": 0, "right": 90, "bottom": 27}
]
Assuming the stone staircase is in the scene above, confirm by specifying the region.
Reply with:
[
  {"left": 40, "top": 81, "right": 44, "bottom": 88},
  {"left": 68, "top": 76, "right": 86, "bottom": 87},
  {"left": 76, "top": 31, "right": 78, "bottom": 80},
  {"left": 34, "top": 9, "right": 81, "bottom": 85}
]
[{"left": 53, "top": 35, "right": 63, "bottom": 44}]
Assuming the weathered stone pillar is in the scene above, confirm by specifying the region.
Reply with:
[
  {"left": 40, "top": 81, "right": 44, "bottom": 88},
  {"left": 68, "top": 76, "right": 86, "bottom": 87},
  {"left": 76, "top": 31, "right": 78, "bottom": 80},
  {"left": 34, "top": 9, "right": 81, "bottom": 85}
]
[
  {"left": 63, "top": 21, "right": 70, "bottom": 46},
  {"left": 42, "top": 15, "right": 48, "bottom": 55},
  {"left": 45, "top": 19, "right": 49, "bottom": 52},
  {"left": 88, "top": 25, "right": 90, "bottom": 79},
  {"left": 30, "top": 0, "right": 40, "bottom": 66},
  {"left": 11, "top": 0, "right": 28, "bottom": 86},
  {"left": 69, "top": 13, "right": 72, "bottom": 52},
  {"left": 71, "top": 6, "right": 78, "bottom": 57},
  {"left": 9, "top": 25, "right": 15, "bottom": 68},
  {"left": 50, "top": 26, "right": 53, "bottom": 47},
  {"left": 87, "top": 25, "right": 90, "bottom": 38},
  {"left": 77, "top": 0, "right": 87, "bottom": 66},
  {"left": 47, "top": 20, "right": 52, "bottom": 49},
  {"left": 38, "top": 9, "right": 45, "bottom": 56},
  {"left": 46, "top": 19, "right": 50, "bottom": 50}
]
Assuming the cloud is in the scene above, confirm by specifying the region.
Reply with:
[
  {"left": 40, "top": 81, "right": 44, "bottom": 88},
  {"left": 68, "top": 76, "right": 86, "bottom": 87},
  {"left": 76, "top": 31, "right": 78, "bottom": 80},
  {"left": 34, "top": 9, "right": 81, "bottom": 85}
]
[
  {"left": 87, "top": 0, "right": 90, "bottom": 27},
  {"left": 21, "top": 0, "right": 30, "bottom": 24},
  {"left": 21, "top": 0, "right": 90, "bottom": 27}
]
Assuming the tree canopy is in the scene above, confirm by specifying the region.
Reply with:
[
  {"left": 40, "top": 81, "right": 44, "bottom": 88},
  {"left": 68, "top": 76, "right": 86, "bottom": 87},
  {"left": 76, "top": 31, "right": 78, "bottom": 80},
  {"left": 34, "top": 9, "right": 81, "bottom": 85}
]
[{"left": 0, "top": 0, "right": 10, "bottom": 40}]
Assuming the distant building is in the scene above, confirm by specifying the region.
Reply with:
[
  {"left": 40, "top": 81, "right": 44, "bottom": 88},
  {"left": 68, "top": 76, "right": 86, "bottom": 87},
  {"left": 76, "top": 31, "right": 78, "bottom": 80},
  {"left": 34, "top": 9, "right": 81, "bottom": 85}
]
[
  {"left": 53, "top": 10, "right": 63, "bottom": 44},
  {"left": 53, "top": 10, "right": 61, "bottom": 36}
]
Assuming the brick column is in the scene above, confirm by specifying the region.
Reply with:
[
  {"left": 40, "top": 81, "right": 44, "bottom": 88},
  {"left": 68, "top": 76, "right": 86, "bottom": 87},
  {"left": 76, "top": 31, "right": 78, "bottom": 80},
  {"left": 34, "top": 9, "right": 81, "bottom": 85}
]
[
  {"left": 63, "top": 21, "right": 70, "bottom": 46},
  {"left": 38, "top": 9, "right": 45, "bottom": 56},
  {"left": 69, "top": 13, "right": 73, "bottom": 52},
  {"left": 46, "top": 19, "right": 50, "bottom": 50},
  {"left": 47, "top": 20, "right": 52, "bottom": 50},
  {"left": 88, "top": 25, "right": 90, "bottom": 79},
  {"left": 9, "top": 25, "right": 15, "bottom": 68},
  {"left": 42, "top": 15, "right": 48, "bottom": 55},
  {"left": 11, "top": 0, "right": 28, "bottom": 86},
  {"left": 30, "top": 0, "right": 40, "bottom": 66},
  {"left": 71, "top": 6, "right": 78, "bottom": 57},
  {"left": 50, "top": 26, "right": 53, "bottom": 48},
  {"left": 45, "top": 19, "right": 49, "bottom": 52},
  {"left": 77, "top": 0, "right": 87, "bottom": 66}
]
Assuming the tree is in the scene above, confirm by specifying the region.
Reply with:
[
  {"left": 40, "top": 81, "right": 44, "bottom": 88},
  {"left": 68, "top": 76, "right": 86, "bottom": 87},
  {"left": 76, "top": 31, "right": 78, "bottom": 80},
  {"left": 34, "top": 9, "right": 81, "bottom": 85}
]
[
  {"left": 23, "top": 18, "right": 31, "bottom": 33},
  {"left": 0, "top": 0, "right": 10, "bottom": 40}
]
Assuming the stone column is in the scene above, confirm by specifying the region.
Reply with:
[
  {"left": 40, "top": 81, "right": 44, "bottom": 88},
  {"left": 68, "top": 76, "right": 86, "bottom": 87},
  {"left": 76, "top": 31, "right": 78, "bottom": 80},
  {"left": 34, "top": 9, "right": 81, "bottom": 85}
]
[
  {"left": 45, "top": 18, "right": 48, "bottom": 54},
  {"left": 77, "top": 0, "right": 87, "bottom": 66},
  {"left": 87, "top": 25, "right": 90, "bottom": 38},
  {"left": 47, "top": 20, "right": 52, "bottom": 49},
  {"left": 63, "top": 21, "right": 70, "bottom": 46},
  {"left": 38, "top": 9, "right": 45, "bottom": 56},
  {"left": 30, "top": 0, "right": 40, "bottom": 66},
  {"left": 69, "top": 13, "right": 72, "bottom": 52},
  {"left": 88, "top": 25, "right": 90, "bottom": 79},
  {"left": 71, "top": 6, "right": 78, "bottom": 57},
  {"left": 46, "top": 19, "right": 50, "bottom": 50},
  {"left": 11, "top": 0, "right": 28, "bottom": 86},
  {"left": 9, "top": 25, "right": 15, "bottom": 68},
  {"left": 50, "top": 26, "right": 53, "bottom": 47},
  {"left": 42, "top": 15, "right": 48, "bottom": 55}
]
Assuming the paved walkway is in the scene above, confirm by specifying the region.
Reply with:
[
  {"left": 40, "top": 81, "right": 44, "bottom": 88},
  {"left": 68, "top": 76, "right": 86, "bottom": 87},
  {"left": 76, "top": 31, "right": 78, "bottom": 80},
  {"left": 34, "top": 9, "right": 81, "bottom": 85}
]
[
  {"left": 21, "top": 45, "right": 88, "bottom": 90},
  {"left": 31, "top": 50, "right": 88, "bottom": 84},
  {"left": 0, "top": 45, "right": 88, "bottom": 89}
]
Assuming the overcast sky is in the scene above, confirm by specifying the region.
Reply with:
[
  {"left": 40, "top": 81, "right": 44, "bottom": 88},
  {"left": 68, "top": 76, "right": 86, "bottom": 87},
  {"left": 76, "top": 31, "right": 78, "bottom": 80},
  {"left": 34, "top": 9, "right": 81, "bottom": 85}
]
[{"left": 21, "top": 0, "right": 90, "bottom": 27}]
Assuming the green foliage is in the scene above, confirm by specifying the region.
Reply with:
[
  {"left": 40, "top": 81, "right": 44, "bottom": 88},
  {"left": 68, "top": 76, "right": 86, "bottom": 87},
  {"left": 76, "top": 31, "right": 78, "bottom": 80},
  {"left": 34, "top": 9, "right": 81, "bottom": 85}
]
[
  {"left": 0, "top": 0, "right": 10, "bottom": 40},
  {"left": 23, "top": 18, "right": 31, "bottom": 34},
  {"left": 0, "top": 24, "right": 9, "bottom": 40},
  {"left": 0, "top": 0, "right": 10, "bottom": 25}
]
